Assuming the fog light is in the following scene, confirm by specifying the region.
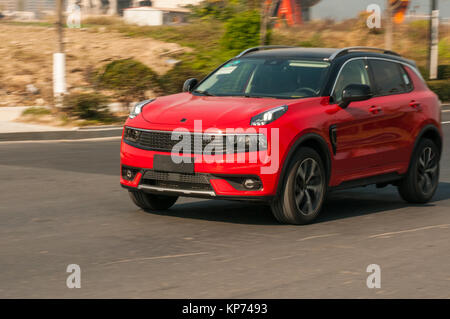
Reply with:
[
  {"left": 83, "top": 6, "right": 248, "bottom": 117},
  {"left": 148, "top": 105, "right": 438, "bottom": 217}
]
[
  {"left": 122, "top": 166, "right": 139, "bottom": 181},
  {"left": 126, "top": 169, "right": 133, "bottom": 179},
  {"left": 243, "top": 178, "right": 259, "bottom": 190}
]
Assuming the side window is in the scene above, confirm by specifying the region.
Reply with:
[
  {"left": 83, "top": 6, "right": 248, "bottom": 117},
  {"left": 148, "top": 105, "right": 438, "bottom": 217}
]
[
  {"left": 369, "top": 60, "right": 408, "bottom": 95},
  {"left": 399, "top": 65, "right": 414, "bottom": 92},
  {"left": 333, "top": 60, "right": 371, "bottom": 102}
]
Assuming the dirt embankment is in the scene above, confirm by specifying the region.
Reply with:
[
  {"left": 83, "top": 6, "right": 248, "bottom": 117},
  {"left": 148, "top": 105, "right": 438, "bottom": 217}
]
[{"left": 0, "top": 23, "right": 188, "bottom": 106}]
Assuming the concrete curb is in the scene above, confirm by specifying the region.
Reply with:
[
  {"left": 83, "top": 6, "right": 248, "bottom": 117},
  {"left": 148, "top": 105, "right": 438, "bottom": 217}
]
[{"left": 0, "top": 127, "right": 123, "bottom": 142}]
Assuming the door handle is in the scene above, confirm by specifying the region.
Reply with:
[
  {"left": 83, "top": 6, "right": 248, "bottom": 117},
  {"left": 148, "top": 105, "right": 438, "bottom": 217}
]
[
  {"left": 409, "top": 100, "right": 421, "bottom": 109},
  {"left": 369, "top": 106, "right": 382, "bottom": 114}
]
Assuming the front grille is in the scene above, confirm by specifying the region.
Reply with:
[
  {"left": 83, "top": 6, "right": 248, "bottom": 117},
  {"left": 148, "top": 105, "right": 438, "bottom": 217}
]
[
  {"left": 141, "top": 170, "right": 213, "bottom": 191},
  {"left": 124, "top": 127, "right": 266, "bottom": 154}
]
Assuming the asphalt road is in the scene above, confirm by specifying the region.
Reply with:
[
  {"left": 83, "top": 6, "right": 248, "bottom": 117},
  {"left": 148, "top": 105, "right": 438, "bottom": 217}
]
[{"left": 1, "top": 110, "right": 449, "bottom": 298}]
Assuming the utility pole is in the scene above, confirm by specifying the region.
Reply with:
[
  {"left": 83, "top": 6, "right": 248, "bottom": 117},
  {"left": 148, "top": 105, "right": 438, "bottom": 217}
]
[
  {"left": 260, "top": 1, "right": 270, "bottom": 45},
  {"left": 385, "top": 0, "right": 393, "bottom": 50},
  {"left": 260, "top": 0, "right": 279, "bottom": 45},
  {"left": 56, "top": 0, "right": 64, "bottom": 52},
  {"left": 53, "top": 0, "right": 66, "bottom": 107},
  {"left": 429, "top": 0, "right": 439, "bottom": 80}
]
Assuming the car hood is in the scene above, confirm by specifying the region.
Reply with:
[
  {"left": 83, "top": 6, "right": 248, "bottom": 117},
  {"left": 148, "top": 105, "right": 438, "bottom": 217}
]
[{"left": 141, "top": 93, "right": 295, "bottom": 129}]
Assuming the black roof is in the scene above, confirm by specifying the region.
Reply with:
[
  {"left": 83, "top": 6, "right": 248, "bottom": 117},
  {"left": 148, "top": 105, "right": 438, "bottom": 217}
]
[
  {"left": 243, "top": 47, "right": 338, "bottom": 60},
  {"left": 237, "top": 46, "right": 416, "bottom": 67}
]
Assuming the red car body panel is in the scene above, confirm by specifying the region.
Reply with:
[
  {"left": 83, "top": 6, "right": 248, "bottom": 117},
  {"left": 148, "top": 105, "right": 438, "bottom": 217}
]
[{"left": 120, "top": 56, "right": 442, "bottom": 199}]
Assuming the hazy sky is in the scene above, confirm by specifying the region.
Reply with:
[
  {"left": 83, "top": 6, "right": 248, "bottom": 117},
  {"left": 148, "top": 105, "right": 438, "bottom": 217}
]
[{"left": 311, "top": 0, "right": 450, "bottom": 20}]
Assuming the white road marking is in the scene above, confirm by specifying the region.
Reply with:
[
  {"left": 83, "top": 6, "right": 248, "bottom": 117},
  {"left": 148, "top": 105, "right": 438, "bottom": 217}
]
[
  {"left": 297, "top": 233, "right": 339, "bottom": 241},
  {"left": 0, "top": 136, "right": 122, "bottom": 144},
  {"left": 442, "top": 110, "right": 450, "bottom": 113},
  {"left": 102, "top": 252, "right": 209, "bottom": 265},
  {"left": 441, "top": 121, "right": 450, "bottom": 124},
  {"left": 271, "top": 254, "right": 302, "bottom": 261},
  {"left": 369, "top": 224, "right": 450, "bottom": 239}
]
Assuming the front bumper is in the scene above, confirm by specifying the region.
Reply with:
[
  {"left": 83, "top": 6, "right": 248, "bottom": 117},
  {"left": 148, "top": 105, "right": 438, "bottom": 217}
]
[{"left": 120, "top": 140, "right": 279, "bottom": 201}]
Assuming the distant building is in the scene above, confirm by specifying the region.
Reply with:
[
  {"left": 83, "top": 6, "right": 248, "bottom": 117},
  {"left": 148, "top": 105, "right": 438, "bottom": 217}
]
[
  {"left": 0, "top": 0, "right": 202, "bottom": 16},
  {"left": 124, "top": 6, "right": 189, "bottom": 26},
  {"left": 0, "top": 0, "right": 55, "bottom": 12}
]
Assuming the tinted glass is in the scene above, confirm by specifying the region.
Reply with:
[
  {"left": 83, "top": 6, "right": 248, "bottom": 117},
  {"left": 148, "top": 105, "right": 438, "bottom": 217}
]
[
  {"left": 398, "top": 65, "right": 414, "bottom": 91},
  {"left": 194, "top": 58, "right": 330, "bottom": 99},
  {"left": 333, "top": 59, "right": 371, "bottom": 102},
  {"left": 370, "top": 60, "right": 408, "bottom": 95}
]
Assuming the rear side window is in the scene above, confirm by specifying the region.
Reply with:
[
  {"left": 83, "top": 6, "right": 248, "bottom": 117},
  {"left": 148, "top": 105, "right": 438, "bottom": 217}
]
[
  {"left": 398, "top": 65, "right": 414, "bottom": 91},
  {"left": 369, "top": 60, "right": 410, "bottom": 95}
]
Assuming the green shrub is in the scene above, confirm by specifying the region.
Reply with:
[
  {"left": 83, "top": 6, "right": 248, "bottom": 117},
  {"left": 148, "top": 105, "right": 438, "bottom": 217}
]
[
  {"left": 427, "top": 80, "right": 450, "bottom": 102},
  {"left": 438, "top": 65, "right": 450, "bottom": 80},
  {"left": 190, "top": 0, "right": 237, "bottom": 21},
  {"left": 418, "top": 65, "right": 450, "bottom": 80},
  {"left": 220, "top": 10, "right": 261, "bottom": 53},
  {"left": 95, "top": 59, "right": 161, "bottom": 99},
  {"left": 63, "top": 93, "right": 113, "bottom": 120},
  {"left": 408, "top": 20, "right": 429, "bottom": 40},
  {"left": 438, "top": 39, "right": 450, "bottom": 61},
  {"left": 22, "top": 107, "right": 51, "bottom": 116},
  {"left": 160, "top": 62, "right": 208, "bottom": 95}
]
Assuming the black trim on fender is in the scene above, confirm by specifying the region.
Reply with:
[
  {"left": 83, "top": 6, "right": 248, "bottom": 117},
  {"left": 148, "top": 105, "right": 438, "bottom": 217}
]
[
  {"left": 413, "top": 124, "right": 443, "bottom": 156},
  {"left": 329, "top": 125, "right": 337, "bottom": 155}
]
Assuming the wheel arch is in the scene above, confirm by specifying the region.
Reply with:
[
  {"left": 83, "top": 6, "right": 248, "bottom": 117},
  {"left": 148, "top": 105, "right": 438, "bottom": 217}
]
[
  {"left": 414, "top": 124, "right": 443, "bottom": 157},
  {"left": 276, "top": 133, "right": 332, "bottom": 197}
]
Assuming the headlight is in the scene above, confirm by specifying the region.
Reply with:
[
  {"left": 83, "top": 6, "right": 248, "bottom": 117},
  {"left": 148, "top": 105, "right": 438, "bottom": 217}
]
[
  {"left": 129, "top": 99, "right": 154, "bottom": 119},
  {"left": 123, "top": 127, "right": 141, "bottom": 143},
  {"left": 250, "top": 105, "right": 288, "bottom": 126}
]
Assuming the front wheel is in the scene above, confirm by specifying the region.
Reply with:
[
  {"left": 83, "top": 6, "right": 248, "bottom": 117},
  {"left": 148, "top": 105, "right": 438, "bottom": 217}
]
[
  {"left": 397, "top": 138, "right": 440, "bottom": 203},
  {"left": 271, "top": 147, "right": 327, "bottom": 224},
  {"left": 129, "top": 190, "right": 178, "bottom": 210}
]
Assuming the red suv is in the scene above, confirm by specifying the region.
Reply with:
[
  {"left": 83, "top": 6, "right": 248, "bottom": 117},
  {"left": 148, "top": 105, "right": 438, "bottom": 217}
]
[{"left": 120, "top": 46, "right": 442, "bottom": 224}]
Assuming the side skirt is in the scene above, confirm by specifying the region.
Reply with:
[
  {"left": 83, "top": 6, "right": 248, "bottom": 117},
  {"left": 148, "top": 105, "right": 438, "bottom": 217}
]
[{"left": 329, "top": 172, "right": 403, "bottom": 191}]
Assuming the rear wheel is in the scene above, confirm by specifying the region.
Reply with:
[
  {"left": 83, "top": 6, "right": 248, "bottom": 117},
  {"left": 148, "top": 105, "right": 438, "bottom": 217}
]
[
  {"left": 397, "top": 138, "right": 440, "bottom": 203},
  {"left": 271, "top": 147, "right": 327, "bottom": 224},
  {"left": 128, "top": 190, "right": 178, "bottom": 210}
]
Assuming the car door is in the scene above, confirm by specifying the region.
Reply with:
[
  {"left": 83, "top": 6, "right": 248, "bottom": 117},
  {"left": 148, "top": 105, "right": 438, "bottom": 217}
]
[
  {"left": 366, "top": 59, "right": 418, "bottom": 169},
  {"left": 330, "top": 58, "right": 392, "bottom": 183}
]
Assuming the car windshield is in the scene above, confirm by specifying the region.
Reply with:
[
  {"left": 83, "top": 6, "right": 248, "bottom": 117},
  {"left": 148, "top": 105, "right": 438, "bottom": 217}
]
[{"left": 194, "top": 58, "right": 330, "bottom": 99}]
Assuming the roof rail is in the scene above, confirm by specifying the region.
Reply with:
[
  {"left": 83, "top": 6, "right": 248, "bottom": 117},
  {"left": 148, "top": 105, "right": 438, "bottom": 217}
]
[
  {"left": 329, "top": 47, "right": 401, "bottom": 60},
  {"left": 235, "top": 46, "right": 295, "bottom": 58}
]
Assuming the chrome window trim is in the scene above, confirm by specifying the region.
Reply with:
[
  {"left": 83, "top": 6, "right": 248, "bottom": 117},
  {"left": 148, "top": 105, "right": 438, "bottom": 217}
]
[{"left": 330, "top": 56, "right": 424, "bottom": 98}]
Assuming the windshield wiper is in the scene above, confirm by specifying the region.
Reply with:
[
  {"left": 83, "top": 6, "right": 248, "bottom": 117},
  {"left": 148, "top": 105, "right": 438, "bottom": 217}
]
[
  {"left": 193, "top": 90, "right": 215, "bottom": 96},
  {"left": 243, "top": 94, "right": 266, "bottom": 98}
]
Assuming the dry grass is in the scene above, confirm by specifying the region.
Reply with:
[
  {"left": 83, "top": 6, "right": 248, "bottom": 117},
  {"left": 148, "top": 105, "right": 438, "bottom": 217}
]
[
  {"left": 0, "top": 21, "right": 188, "bottom": 106},
  {"left": 1, "top": 15, "right": 448, "bottom": 108},
  {"left": 272, "top": 16, "right": 450, "bottom": 69}
]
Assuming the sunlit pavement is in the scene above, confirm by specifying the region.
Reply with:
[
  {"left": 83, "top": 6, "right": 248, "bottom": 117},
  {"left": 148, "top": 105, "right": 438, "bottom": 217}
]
[{"left": 0, "top": 113, "right": 449, "bottom": 298}]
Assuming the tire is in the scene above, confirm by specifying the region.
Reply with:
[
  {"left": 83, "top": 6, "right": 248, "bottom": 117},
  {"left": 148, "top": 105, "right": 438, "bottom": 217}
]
[
  {"left": 128, "top": 191, "right": 178, "bottom": 210},
  {"left": 397, "top": 138, "right": 440, "bottom": 203},
  {"left": 271, "top": 147, "right": 327, "bottom": 225}
]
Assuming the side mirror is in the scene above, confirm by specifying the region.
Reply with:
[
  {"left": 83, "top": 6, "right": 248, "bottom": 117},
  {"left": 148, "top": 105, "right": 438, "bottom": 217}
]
[
  {"left": 182, "top": 78, "right": 198, "bottom": 92},
  {"left": 339, "top": 84, "right": 372, "bottom": 108}
]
